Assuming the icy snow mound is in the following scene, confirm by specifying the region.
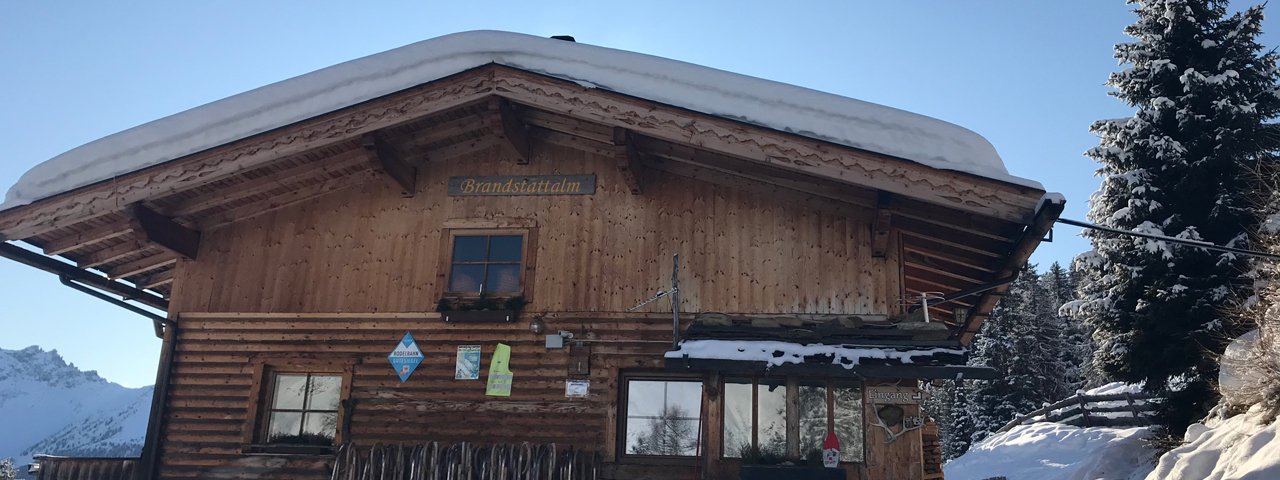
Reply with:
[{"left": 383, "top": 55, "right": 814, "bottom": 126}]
[
  {"left": 2, "top": 30, "right": 1039, "bottom": 211},
  {"left": 1145, "top": 405, "right": 1280, "bottom": 480},
  {"left": 1219, "top": 329, "right": 1270, "bottom": 408},
  {"left": 945, "top": 422, "right": 1155, "bottom": 480}
]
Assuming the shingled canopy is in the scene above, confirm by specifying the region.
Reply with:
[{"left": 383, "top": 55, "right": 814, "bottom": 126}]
[{"left": 0, "top": 31, "right": 1062, "bottom": 343}]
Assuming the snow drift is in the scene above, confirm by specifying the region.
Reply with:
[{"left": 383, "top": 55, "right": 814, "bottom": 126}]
[
  {"left": 944, "top": 422, "right": 1156, "bottom": 480},
  {"left": 1146, "top": 405, "right": 1280, "bottom": 480}
]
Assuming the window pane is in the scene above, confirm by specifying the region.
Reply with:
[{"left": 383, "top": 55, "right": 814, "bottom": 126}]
[
  {"left": 273, "top": 374, "right": 307, "bottom": 410},
  {"left": 798, "top": 385, "right": 828, "bottom": 456},
  {"left": 723, "top": 381, "right": 753, "bottom": 458},
  {"left": 625, "top": 380, "right": 702, "bottom": 456},
  {"left": 834, "top": 387, "right": 864, "bottom": 461},
  {"left": 302, "top": 412, "right": 338, "bottom": 440},
  {"left": 267, "top": 411, "right": 303, "bottom": 442},
  {"left": 486, "top": 264, "right": 521, "bottom": 293},
  {"left": 307, "top": 375, "right": 342, "bottom": 411},
  {"left": 757, "top": 381, "right": 787, "bottom": 457},
  {"left": 449, "top": 265, "right": 484, "bottom": 293},
  {"left": 452, "top": 236, "right": 487, "bottom": 262},
  {"left": 488, "top": 235, "right": 523, "bottom": 262}
]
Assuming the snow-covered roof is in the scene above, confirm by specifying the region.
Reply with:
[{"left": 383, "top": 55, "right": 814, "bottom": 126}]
[
  {"left": 665, "top": 339, "right": 965, "bottom": 369},
  {"left": 1, "top": 30, "right": 1041, "bottom": 211}
]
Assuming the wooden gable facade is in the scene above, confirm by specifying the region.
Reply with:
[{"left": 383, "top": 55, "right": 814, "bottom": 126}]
[{"left": 2, "top": 53, "right": 1060, "bottom": 480}]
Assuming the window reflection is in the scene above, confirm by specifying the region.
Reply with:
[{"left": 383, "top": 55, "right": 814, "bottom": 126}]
[{"left": 625, "top": 379, "right": 703, "bottom": 456}]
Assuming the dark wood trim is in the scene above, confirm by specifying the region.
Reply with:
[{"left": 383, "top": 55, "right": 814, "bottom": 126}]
[
  {"left": 613, "top": 127, "right": 644, "bottom": 195},
  {"left": 131, "top": 203, "right": 200, "bottom": 259},
  {"left": 362, "top": 132, "right": 417, "bottom": 197},
  {"left": 492, "top": 97, "right": 532, "bottom": 164}
]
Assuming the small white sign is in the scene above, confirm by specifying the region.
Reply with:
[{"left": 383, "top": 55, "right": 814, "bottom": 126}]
[{"left": 565, "top": 379, "right": 590, "bottom": 398}]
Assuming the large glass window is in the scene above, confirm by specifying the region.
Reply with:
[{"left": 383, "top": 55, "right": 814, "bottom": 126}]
[
  {"left": 623, "top": 379, "right": 703, "bottom": 457},
  {"left": 724, "top": 379, "right": 786, "bottom": 458},
  {"left": 448, "top": 234, "right": 523, "bottom": 295},
  {"left": 722, "top": 379, "right": 864, "bottom": 462},
  {"left": 264, "top": 373, "right": 342, "bottom": 445}
]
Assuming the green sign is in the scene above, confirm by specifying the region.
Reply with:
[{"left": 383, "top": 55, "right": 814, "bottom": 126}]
[{"left": 448, "top": 175, "right": 596, "bottom": 196}]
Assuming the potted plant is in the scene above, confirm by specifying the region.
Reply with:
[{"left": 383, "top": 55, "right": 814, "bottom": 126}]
[
  {"left": 437, "top": 294, "right": 527, "bottom": 323},
  {"left": 738, "top": 446, "right": 845, "bottom": 480}
]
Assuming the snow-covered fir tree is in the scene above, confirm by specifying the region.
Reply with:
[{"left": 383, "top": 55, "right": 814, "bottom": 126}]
[
  {"left": 1042, "top": 262, "right": 1095, "bottom": 393},
  {"left": 965, "top": 265, "right": 1052, "bottom": 442},
  {"left": 1071, "top": 0, "right": 1280, "bottom": 435},
  {"left": 934, "top": 263, "right": 1097, "bottom": 455},
  {"left": 0, "top": 458, "right": 14, "bottom": 480}
]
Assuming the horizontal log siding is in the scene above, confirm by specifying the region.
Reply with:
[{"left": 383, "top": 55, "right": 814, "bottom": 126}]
[
  {"left": 156, "top": 312, "right": 696, "bottom": 480},
  {"left": 169, "top": 143, "right": 898, "bottom": 316}
]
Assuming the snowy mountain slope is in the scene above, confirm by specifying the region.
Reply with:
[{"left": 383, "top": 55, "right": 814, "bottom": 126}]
[{"left": 0, "top": 346, "right": 152, "bottom": 469}]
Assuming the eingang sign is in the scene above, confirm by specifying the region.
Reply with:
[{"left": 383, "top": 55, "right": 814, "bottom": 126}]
[{"left": 448, "top": 175, "right": 596, "bottom": 196}]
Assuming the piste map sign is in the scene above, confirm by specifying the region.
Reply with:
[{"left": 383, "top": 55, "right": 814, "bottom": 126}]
[{"left": 388, "top": 332, "right": 425, "bottom": 382}]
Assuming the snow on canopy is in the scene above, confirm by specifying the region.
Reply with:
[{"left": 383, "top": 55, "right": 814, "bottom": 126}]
[{"left": 2, "top": 30, "right": 1040, "bottom": 211}]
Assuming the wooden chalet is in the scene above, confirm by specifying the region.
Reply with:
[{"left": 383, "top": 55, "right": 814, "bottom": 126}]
[{"left": 0, "top": 31, "right": 1062, "bottom": 480}]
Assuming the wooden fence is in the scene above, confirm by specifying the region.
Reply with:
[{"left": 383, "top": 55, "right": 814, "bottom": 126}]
[
  {"left": 997, "top": 392, "right": 1158, "bottom": 433},
  {"left": 31, "top": 455, "right": 138, "bottom": 480}
]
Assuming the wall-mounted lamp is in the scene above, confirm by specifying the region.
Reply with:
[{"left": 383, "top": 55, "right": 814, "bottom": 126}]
[{"left": 530, "top": 314, "right": 545, "bottom": 335}]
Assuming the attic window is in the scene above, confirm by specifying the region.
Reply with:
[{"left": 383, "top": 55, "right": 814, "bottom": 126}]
[{"left": 446, "top": 233, "right": 525, "bottom": 296}]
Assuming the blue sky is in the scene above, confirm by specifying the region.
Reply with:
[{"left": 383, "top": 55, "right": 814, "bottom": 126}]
[{"left": 1, "top": 1, "right": 1275, "bottom": 387}]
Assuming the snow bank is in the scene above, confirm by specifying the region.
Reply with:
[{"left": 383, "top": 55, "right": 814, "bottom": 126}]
[
  {"left": 945, "top": 422, "right": 1155, "bottom": 480},
  {"left": 664, "top": 339, "right": 963, "bottom": 369},
  {"left": 1085, "top": 381, "right": 1145, "bottom": 396},
  {"left": 2, "top": 30, "right": 1040, "bottom": 211},
  {"left": 1145, "top": 405, "right": 1280, "bottom": 480}
]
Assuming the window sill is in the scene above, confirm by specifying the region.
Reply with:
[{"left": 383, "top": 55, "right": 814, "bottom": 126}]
[
  {"left": 616, "top": 455, "right": 702, "bottom": 466},
  {"left": 243, "top": 444, "right": 336, "bottom": 456}
]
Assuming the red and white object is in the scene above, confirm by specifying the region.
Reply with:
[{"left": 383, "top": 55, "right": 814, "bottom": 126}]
[{"left": 822, "top": 431, "right": 840, "bottom": 468}]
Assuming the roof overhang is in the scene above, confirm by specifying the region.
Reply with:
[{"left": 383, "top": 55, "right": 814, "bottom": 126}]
[{"left": 0, "top": 61, "right": 1055, "bottom": 338}]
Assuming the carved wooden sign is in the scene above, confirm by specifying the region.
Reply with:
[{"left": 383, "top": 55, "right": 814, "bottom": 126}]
[
  {"left": 867, "top": 386, "right": 924, "bottom": 405},
  {"left": 447, "top": 175, "right": 596, "bottom": 196}
]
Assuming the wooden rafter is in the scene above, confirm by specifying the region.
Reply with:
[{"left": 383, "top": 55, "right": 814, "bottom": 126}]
[
  {"left": 490, "top": 97, "right": 531, "bottom": 164},
  {"left": 198, "top": 170, "right": 377, "bottom": 230},
  {"left": 107, "top": 252, "right": 178, "bottom": 280},
  {"left": 612, "top": 128, "right": 644, "bottom": 195},
  {"left": 42, "top": 222, "right": 134, "bottom": 256},
  {"left": 163, "top": 148, "right": 369, "bottom": 218},
  {"left": 131, "top": 203, "right": 200, "bottom": 260},
  {"left": 902, "top": 244, "right": 998, "bottom": 273},
  {"left": 78, "top": 241, "right": 146, "bottom": 269},
  {"left": 140, "top": 269, "right": 175, "bottom": 290},
  {"left": 362, "top": 133, "right": 417, "bottom": 197}
]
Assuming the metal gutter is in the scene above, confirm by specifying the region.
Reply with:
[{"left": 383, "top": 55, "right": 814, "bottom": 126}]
[{"left": 0, "top": 241, "right": 169, "bottom": 312}]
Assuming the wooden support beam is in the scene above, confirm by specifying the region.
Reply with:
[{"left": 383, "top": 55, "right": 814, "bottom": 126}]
[
  {"left": 107, "top": 252, "right": 178, "bottom": 280},
  {"left": 78, "top": 241, "right": 147, "bottom": 269},
  {"left": 873, "top": 191, "right": 893, "bottom": 258},
  {"left": 491, "top": 97, "right": 531, "bottom": 164},
  {"left": 612, "top": 128, "right": 644, "bottom": 194},
  {"left": 362, "top": 133, "right": 417, "bottom": 197},
  {"left": 130, "top": 203, "right": 200, "bottom": 260},
  {"left": 42, "top": 221, "right": 134, "bottom": 256},
  {"left": 140, "top": 269, "right": 175, "bottom": 290}
]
